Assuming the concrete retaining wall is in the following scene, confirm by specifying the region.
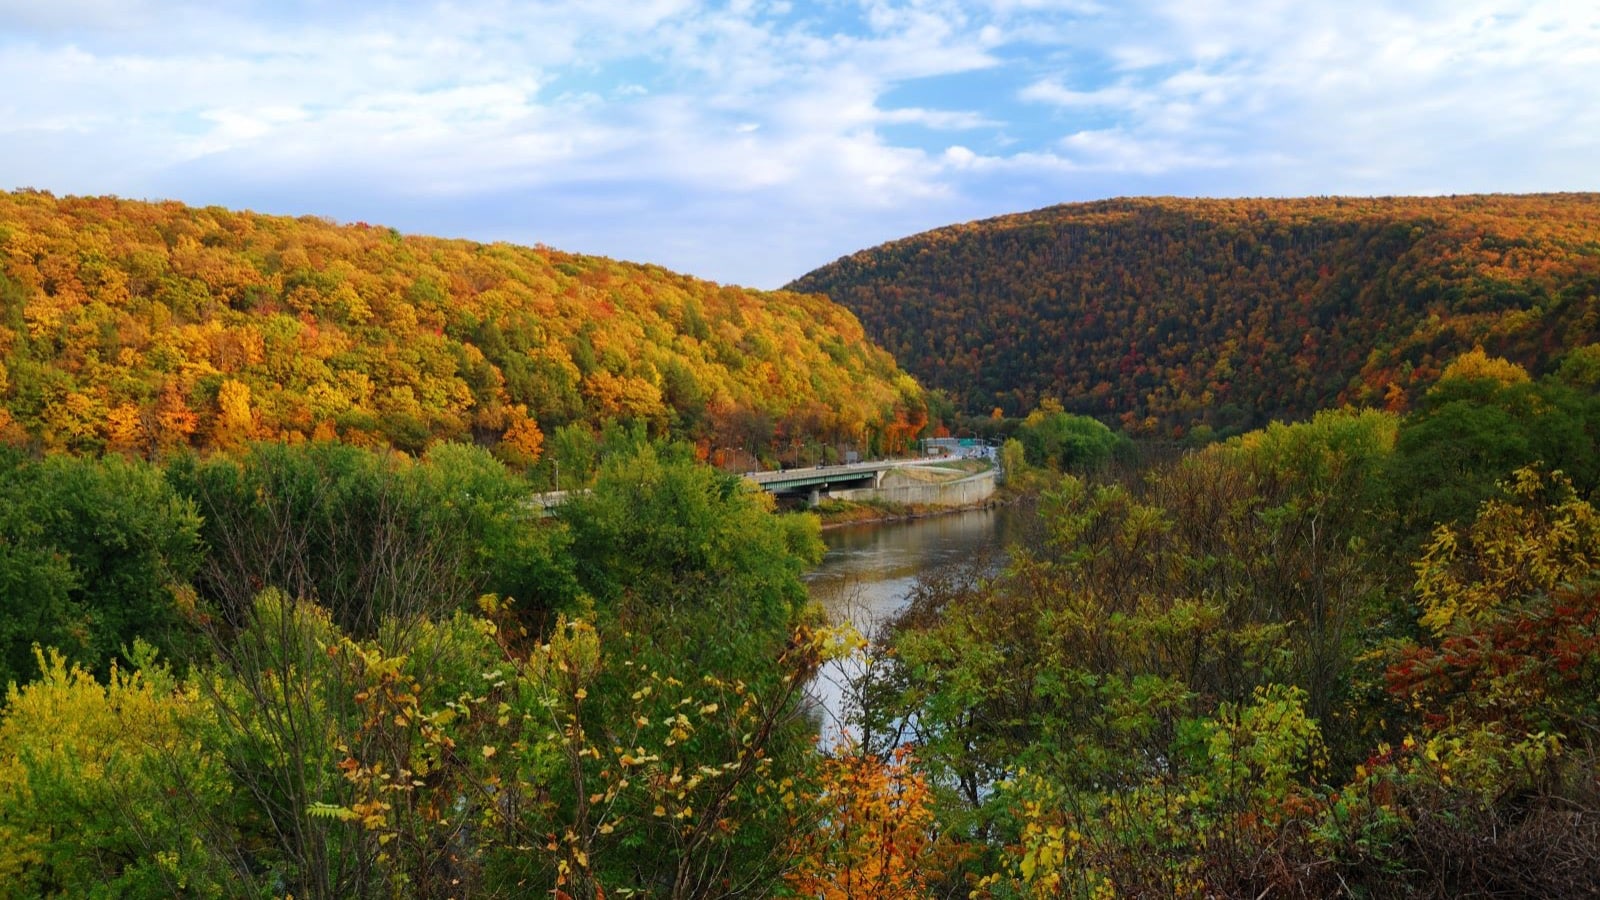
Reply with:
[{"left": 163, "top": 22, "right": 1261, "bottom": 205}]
[{"left": 828, "top": 470, "right": 996, "bottom": 507}]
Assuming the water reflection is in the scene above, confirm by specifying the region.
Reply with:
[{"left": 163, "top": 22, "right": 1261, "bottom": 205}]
[{"left": 804, "top": 506, "right": 1018, "bottom": 746}]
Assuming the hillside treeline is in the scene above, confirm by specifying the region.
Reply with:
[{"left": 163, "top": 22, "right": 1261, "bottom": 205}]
[
  {"left": 789, "top": 194, "right": 1600, "bottom": 436},
  {"left": 0, "top": 190, "right": 925, "bottom": 469}
]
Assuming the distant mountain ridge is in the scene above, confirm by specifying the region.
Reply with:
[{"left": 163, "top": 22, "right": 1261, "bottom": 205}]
[
  {"left": 0, "top": 190, "right": 923, "bottom": 460},
  {"left": 788, "top": 194, "right": 1600, "bottom": 436}
]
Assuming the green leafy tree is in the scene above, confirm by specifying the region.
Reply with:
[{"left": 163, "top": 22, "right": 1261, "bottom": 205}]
[
  {"left": 0, "top": 451, "right": 202, "bottom": 684},
  {"left": 168, "top": 441, "right": 573, "bottom": 635},
  {"left": 0, "top": 517, "right": 79, "bottom": 690},
  {"left": 561, "top": 443, "right": 823, "bottom": 665},
  {"left": 0, "top": 645, "right": 239, "bottom": 898},
  {"left": 1389, "top": 348, "right": 1600, "bottom": 540},
  {"left": 545, "top": 421, "right": 600, "bottom": 490},
  {"left": 1014, "top": 400, "right": 1128, "bottom": 472},
  {"left": 550, "top": 444, "right": 828, "bottom": 892}
]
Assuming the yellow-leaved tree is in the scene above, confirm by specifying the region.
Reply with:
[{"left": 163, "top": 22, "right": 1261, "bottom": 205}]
[
  {"left": 0, "top": 646, "right": 236, "bottom": 896},
  {"left": 1431, "top": 346, "right": 1532, "bottom": 391},
  {"left": 212, "top": 378, "right": 258, "bottom": 449},
  {"left": 1415, "top": 466, "right": 1600, "bottom": 634}
]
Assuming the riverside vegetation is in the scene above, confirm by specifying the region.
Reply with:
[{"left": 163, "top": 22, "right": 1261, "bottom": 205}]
[{"left": 2, "top": 192, "right": 1600, "bottom": 897}]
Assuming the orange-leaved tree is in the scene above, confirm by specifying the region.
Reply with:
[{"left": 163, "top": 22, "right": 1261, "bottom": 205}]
[{"left": 787, "top": 744, "right": 943, "bottom": 900}]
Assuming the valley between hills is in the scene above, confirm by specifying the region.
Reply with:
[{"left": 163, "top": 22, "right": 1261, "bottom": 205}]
[{"left": 4, "top": 188, "right": 1600, "bottom": 898}]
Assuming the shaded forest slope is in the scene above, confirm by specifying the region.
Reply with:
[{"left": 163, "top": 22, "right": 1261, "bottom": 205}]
[
  {"left": 789, "top": 194, "right": 1600, "bottom": 436},
  {"left": 0, "top": 190, "right": 921, "bottom": 459}
]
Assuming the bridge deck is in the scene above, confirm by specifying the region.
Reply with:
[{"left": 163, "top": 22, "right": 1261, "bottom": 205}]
[
  {"left": 744, "top": 461, "right": 896, "bottom": 491},
  {"left": 527, "top": 459, "right": 983, "bottom": 512}
]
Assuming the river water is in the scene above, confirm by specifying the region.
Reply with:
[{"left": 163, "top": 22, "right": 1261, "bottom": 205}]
[{"left": 803, "top": 505, "right": 1024, "bottom": 745}]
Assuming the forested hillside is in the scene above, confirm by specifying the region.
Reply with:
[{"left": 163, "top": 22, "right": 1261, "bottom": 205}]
[
  {"left": 0, "top": 190, "right": 924, "bottom": 465},
  {"left": 790, "top": 194, "right": 1600, "bottom": 436}
]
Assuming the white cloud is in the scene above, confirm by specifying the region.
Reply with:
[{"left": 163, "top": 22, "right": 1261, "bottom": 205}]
[
  {"left": 880, "top": 107, "right": 995, "bottom": 129},
  {"left": 1058, "top": 128, "right": 1228, "bottom": 173},
  {"left": 1020, "top": 80, "right": 1147, "bottom": 109},
  {"left": 1006, "top": 0, "right": 1600, "bottom": 188},
  {"left": 0, "top": 0, "right": 1595, "bottom": 286}
]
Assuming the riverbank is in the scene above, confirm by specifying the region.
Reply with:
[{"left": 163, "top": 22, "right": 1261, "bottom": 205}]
[{"left": 811, "top": 491, "right": 1023, "bottom": 530}]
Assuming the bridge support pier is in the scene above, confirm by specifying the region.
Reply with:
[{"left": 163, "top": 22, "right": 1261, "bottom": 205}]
[{"left": 808, "top": 488, "right": 821, "bottom": 508}]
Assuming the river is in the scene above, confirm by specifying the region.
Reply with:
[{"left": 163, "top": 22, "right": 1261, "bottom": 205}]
[{"left": 803, "top": 505, "right": 1024, "bottom": 746}]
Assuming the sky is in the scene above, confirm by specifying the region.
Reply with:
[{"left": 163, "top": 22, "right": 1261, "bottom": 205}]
[{"left": 3, "top": 0, "right": 1597, "bottom": 288}]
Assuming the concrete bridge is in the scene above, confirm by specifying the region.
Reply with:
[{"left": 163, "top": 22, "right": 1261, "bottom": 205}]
[
  {"left": 529, "top": 458, "right": 984, "bottom": 514},
  {"left": 524, "top": 464, "right": 892, "bottom": 515},
  {"left": 743, "top": 460, "right": 896, "bottom": 505}
]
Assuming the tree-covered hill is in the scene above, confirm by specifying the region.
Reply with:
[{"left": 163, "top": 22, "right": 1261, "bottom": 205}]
[
  {"left": 0, "top": 190, "right": 924, "bottom": 463},
  {"left": 788, "top": 194, "right": 1600, "bottom": 437}
]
